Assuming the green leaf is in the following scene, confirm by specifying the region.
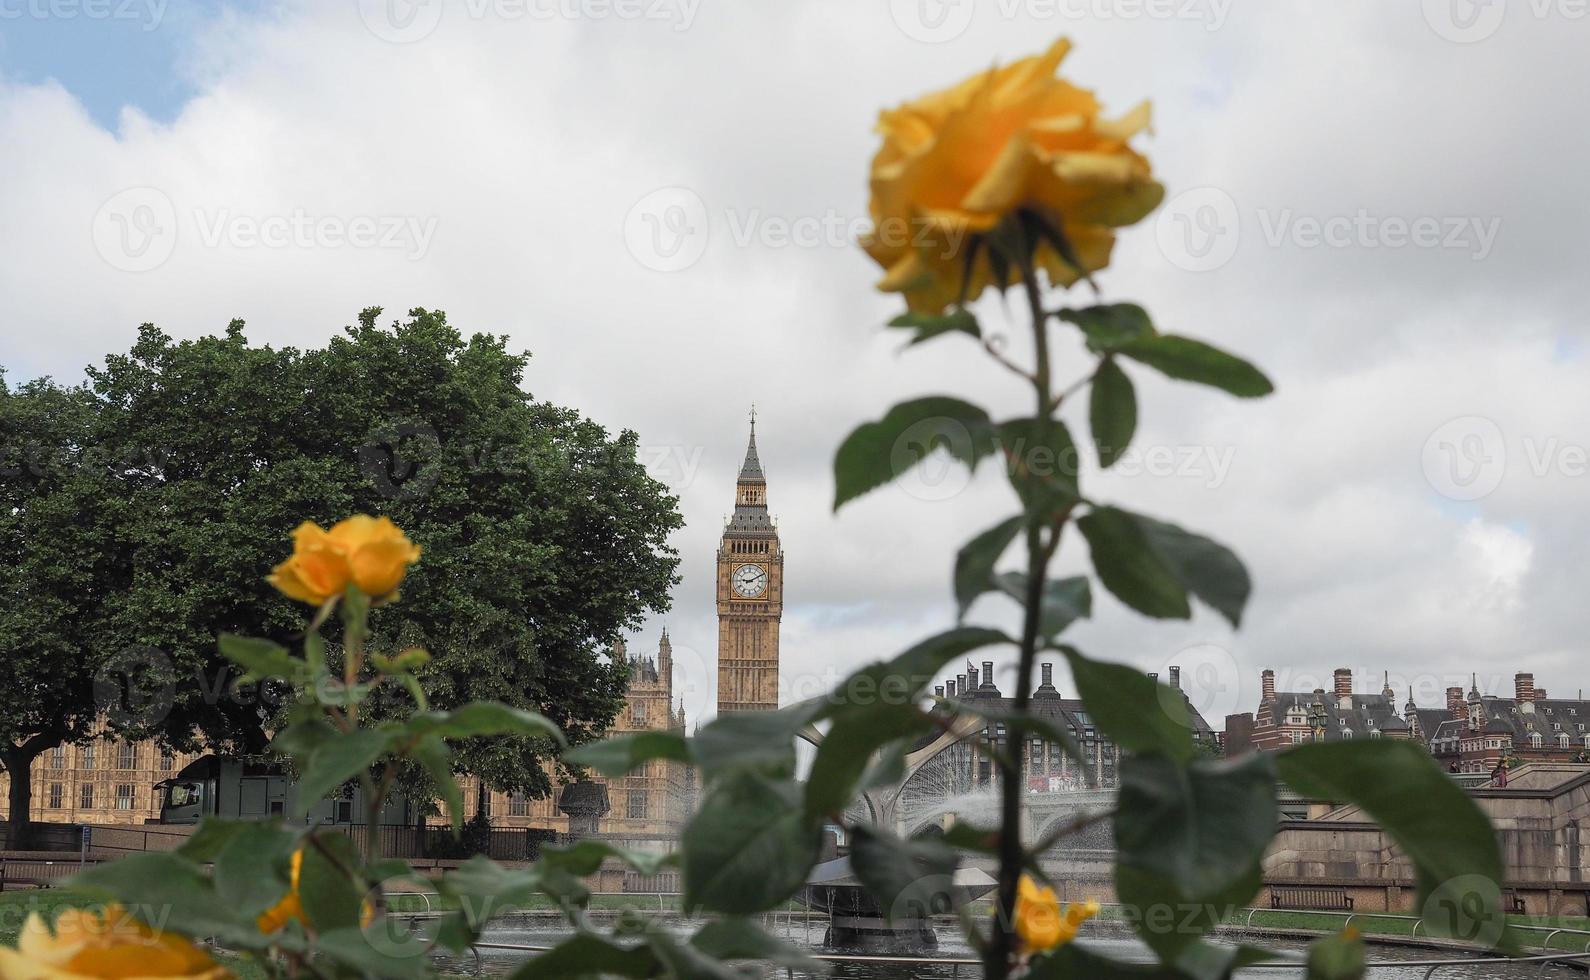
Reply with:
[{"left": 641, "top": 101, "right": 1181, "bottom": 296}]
[
  {"left": 213, "top": 821, "right": 299, "bottom": 918},
  {"left": 1306, "top": 929, "right": 1366, "bottom": 980},
  {"left": 805, "top": 702, "right": 935, "bottom": 820},
  {"left": 268, "top": 718, "right": 338, "bottom": 761},
  {"left": 887, "top": 309, "right": 981, "bottom": 346},
  {"left": 411, "top": 734, "right": 462, "bottom": 831},
  {"left": 993, "top": 573, "right": 1092, "bottom": 638},
  {"left": 564, "top": 730, "right": 691, "bottom": 779},
  {"left": 691, "top": 701, "right": 824, "bottom": 781},
  {"left": 1060, "top": 648, "right": 1193, "bottom": 762},
  {"left": 435, "top": 856, "right": 564, "bottom": 950},
  {"left": 315, "top": 927, "right": 431, "bottom": 979},
  {"left": 540, "top": 839, "right": 678, "bottom": 877},
  {"left": 1118, "top": 859, "right": 1263, "bottom": 963},
  {"left": 954, "top": 515, "right": 1026, "bottom": 620},
  {"left": 298, "top": 831, "right": 364, "bottom": 933},
  {"left": 1037, "top": 940, "right": 1284, "bottom": 980},
  {"left": 824, "top": 627, "right": 1013, "bottom": 722},
  {"left": 1137, "top": 515, "right": 1251, "bottom": 628},
  {"left": 71, "top": 853, "right": 259, "bottom": 945},
  {"left": 1090, "top": 358, "right": 1137, "bottom": 468},
  {"left": 682, "top": 772, "right": 821, "bottom": 914},
  {"left": 1058, "top": 304, "right": 1156, "bottom": 352},
  {"left": 508, "top": 934, "right": 658, "bottom": 980},
  {"left": 296, "top": 726, "right": 394, "bottom": 814},
  {"left": 833, "top": 396, "right": 995, "bottom": 510},
  {"left": 175, "top": 818, "right": 253, "bottom": 863},
  {"left": 691, "top": 918, "right": 827, "bottom": 973},
  {"left": 1078, "top": 507, "right": 1251, "bottom": 627},
  {"left": 996, "top": 417, "right": 1081, "bottom": 518},
  {"left": 1277, "top": 740, "right": 1514, "bottom": 950},
  {"left": 940, "top": 822, "right": 1000, "bottom": 856},
  {"left": 1114, "top": 753, "right": 1277, "bottom": 927},
  {"left": 218, "top": 633, "right": 304, "bottom": 683},
  {"left": 408, "top": 702, "right": 565, "bottom": 746},
  {"left": 1077, "top": 507, "right": 1189, "bottom": 621},
  {"left": 849, "top": 824, "right": 959, "bottom": 924},
  {"left": 1116, "top": 335, "right": 1273, "bottom": 398}
]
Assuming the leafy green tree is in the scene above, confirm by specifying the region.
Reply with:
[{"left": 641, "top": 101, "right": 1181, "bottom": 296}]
[
  {"left": 0, "top": 309, "right": 681, "bottom": 841},
  {"left": 0, "top": 373, "right": 133, "bottom": 844}
]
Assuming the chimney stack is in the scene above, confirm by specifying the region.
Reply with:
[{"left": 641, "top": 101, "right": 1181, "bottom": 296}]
[
  {"left": 1261, "top": 669, "right": 1276, "bottom": 704},
  {"left": 934, "top": 685, "right": 945, "bottom": 699},
  {"left": 947, "top": 678, "right": 957, "bottom": 698},
  {"left": 1169, "top": 666, "right": 1181, "bottom": 690},
  {"left": 957, "top": 674, "right": 967, "bottom": 696},
  {"left": 968, "top": 665, "right": 979, "bottom": 690},
  {"left": 1447, "top": 686, "right": 1466, "bottom": 721},
  {"left": 1148, "top": 672, "right": 1158, "bottom": 683},
  {"left": 982, "top": 661, "right": 996, "bottom": 692},
  {"left": 1516, "top": 673, "right": 1536, "bottom": 713},
  {"left": 1538, "top": 688, "right": 1549, "bottom": 701},
  {"left": 1040, "top": 663, "right": 1055, "bottom": 688},
  {"left": 1334, "top": 668, "right": 1352, "bottom": 711}
]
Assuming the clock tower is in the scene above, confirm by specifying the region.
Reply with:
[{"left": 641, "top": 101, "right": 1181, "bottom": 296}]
[{"left": 716, "top": 412, "right": 784, "bottom": 714}]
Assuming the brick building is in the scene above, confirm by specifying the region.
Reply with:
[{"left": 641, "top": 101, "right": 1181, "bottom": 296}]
[{"left": 1226, "top": 668, "right": 1590, "bottom": 777}]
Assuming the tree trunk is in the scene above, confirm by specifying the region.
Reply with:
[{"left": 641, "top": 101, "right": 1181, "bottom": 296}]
[{"left": 3, "top": 733, "right": 64, "bottom": 851}]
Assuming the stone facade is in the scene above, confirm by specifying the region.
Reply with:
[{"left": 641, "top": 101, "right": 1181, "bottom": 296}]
[
  {"left": 715, "top": 416, "right": 784, "bottom": 715},
  {"left": 0, "top": 739, "right": 204, "bottom": 826},
  {"left": 455, "top": 631, "right": 694, "bottom": 838}
]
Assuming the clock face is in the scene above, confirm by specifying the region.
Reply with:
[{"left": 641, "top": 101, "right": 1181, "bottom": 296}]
[{"left": 732, "top": 563, "right": 768, "bottom": 598}]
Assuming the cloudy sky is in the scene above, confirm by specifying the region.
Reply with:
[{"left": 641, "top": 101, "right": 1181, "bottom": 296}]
[{"left": 3, "top": 0, "right": 1587, "bottom": 730}]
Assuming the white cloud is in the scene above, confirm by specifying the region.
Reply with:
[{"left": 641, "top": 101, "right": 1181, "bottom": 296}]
[{"left": 3, "top": 0, "right": 1587, "bottom": 728}]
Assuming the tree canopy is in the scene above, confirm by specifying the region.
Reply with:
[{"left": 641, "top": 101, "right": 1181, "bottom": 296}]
[{"left": 0, "top": 308, "right": 682, "bottom": 835}]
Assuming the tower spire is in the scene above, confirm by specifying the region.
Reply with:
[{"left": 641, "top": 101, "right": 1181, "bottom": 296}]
[{"left": 739, "top": 408, "right": 763, "bottom": 480}]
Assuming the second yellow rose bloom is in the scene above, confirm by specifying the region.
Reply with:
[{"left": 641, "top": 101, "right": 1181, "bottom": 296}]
[{"left": 268, "top": 515, "right": 421, "bottom": 604}]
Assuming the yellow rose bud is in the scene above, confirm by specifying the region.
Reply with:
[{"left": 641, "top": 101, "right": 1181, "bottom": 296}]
[
  {"left": 1011, "top": 875, "right": 1095, "bottom": 953},
  {"left": 864, "top": 37, "right": 1162, "bottom": 315},
  {"left": 0, "top": 905, "right": 231, "bottom": 979},
  {"left": 267, "top": 516, "right": 420, "bottom": 604}
]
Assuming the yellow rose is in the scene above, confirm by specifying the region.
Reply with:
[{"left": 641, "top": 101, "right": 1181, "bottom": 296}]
[
  {"left": 0, "top": 905, "right": 231, "bottom": 980},
  {"left": 267, "top": 515, "right": 421, "bottom": 604},
  {"left": 864, "top": 38, "right": 1162, "bottom": 314},
  {"left": 1013, "top": 875, "right": 1097, "bottom": 952},
  {"left": 257, "top": 848, "right": 375, "bottom": 935}
]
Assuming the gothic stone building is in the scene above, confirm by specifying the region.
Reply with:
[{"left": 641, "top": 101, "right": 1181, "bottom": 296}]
[{"left": 458, "top": 630, "right": 693, "bottom": 838}]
